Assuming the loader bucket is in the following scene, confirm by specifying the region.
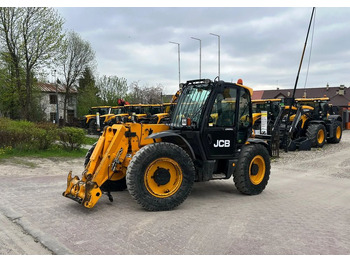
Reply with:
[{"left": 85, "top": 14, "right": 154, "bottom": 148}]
[
  {"left": 62, "top": 171, "right": 102, "bottom": 208},
  {"left": 297, "top": 137, "right": 311, "bottom": 151},
  {"left": 288, "top": 137, "right": 311, "bottom": 151}
]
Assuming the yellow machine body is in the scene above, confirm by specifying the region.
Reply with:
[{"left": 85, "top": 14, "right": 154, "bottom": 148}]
[{"left": 62, "top": 123, "right": 169, "bottom": 208}]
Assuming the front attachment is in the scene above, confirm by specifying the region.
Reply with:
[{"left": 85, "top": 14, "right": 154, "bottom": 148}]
[
  {"left": 62, "top": 171, "right": 102, "bottom": 208},
  {"left": 288, "top": 137, "right": 311, "bottom": 151}
]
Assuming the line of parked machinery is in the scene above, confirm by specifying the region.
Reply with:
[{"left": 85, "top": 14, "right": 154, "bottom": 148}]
[
  {"left": 251, "top": 96, "right": 342, "bottom": 154},
  {"left": 81, "top": 92, "right": 342, "bottom": 155},
  {"left": 81, "top": 102, "right": 176, "bottom": 135}
]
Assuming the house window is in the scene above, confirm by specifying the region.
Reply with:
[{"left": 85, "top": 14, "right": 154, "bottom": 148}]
[
  {"left": 50, "top": 112, "right": 57, "bottom": 122},
  {"left": 68, "top": 96, "right": 74, "bottom": 106},
  {"left": 67, "top": 110, "right": 75, "bottom": 124},
  {"left": 50, "top": 94, "right": 57, "bottom": 104}
]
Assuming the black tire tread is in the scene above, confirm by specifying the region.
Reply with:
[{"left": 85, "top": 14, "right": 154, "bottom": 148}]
[
  {"left": 126, "top": 142, "right": 195, "bottom": 211},
  {"left": 233, "top": 144, "right": 270, "bottom": 195},
  {"left": 306, "top": 124, "right": 326, "bottom": 147},
  {"left": 327, "top": 120, "right": 342, "bottom": 143}
]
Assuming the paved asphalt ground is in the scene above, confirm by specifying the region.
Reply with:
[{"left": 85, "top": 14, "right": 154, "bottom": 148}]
[{"left": 0, "top": 131, "right": 350, "bottom": 255}]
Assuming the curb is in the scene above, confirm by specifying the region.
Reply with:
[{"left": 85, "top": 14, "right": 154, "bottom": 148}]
[{"left": 0, "top": 206, "right": 74, "bottom": 255}]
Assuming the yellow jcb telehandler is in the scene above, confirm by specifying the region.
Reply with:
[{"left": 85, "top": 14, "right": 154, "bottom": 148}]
[{"left": 63, "top": 79, "right": 271, "bottom": 211}]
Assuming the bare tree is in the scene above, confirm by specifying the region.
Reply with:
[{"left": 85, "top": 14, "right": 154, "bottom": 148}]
[
  {"left": 97, "top": 75, "right": 128, "bottom": 105},
  {"left": 127, "top": 81, "right": 143, "bottom": 104},
  {"left": 142, "top": 84, "right": 163, "bottom": 104},
  {"left": 59, "top": 31, "right": 95, "bottom": 123},
  {"left": 127, "top": 82, "right": 163, "bottom": 104}
]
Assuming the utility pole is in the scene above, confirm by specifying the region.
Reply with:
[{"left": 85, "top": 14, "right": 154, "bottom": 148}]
[
  {"left": 52, "top": 69, "right": 59, "bottom": 125},
  {"left": 191, "top": 37, "right": 202, "bottom": 79},
  {"left": 169, "top": 41, "right": 181, "bottom": 86},
  {"left": 210, "top": 33, "right": 220, "bottom": 80}
]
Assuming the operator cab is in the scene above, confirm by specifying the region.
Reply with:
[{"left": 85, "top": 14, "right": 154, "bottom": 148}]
[{"left": 169, "top": 79, "right": 253, "bottom": 161}]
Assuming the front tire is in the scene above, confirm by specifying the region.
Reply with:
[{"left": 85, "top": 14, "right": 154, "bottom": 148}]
[
  {"left": 126, "top": 142, "right": 195, "bottom": 211},
  {"left": 233, "top": 144, "right": 270, "bottom": 195},
  {"left": 306, "top": 124, "right": 326, "bottom": 147},
  {"left": 88, "top": 119, "right": 97, "bottom": 135},
  {"left": 327, "top": 121, "right": 342, "bottom": 143}
]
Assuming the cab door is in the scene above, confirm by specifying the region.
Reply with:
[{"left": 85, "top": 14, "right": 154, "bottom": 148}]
[{"left": 202, "top": 86, "right": 238, "bottom": 159}]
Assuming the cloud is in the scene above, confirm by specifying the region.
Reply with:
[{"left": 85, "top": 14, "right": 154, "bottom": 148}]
[{"left": 57, "top": 7, "right": 350, "bottom": 94}]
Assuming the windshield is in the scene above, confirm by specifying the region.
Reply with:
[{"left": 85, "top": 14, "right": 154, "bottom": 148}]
[
  {"left": 150, "top": 106, "right": 162, "bottom": 114},
  {"left": 89, "top": 107, "right": 110, "bottom": 115},
  {"left": 111, "top": 108, "right": 124, "bottom": 114},
  {"left": 130, "top": 106, "right": 143, "bottom": 114},
  {"left": 171, "top": 84, "right": 211, "bottom": 128},
  {"left": 252, "top": 103, "right": 268, "bottom": 113}
]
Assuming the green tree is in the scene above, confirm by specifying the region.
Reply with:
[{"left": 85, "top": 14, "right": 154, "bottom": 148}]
[
  {"left": 0, "top": 8, "right": 25, "bottom": 119},
  {"left": 0, "top": 7, "right": 64, "bottom": 121},
  {"left": 0, "top": 63, "right": 20, "bottom": 118},
  {"left": 77, "top": 67, "right": 100, "bottom": 118},
  {"left": 21, "top": 7, "right": 64, "bottom": 121}
]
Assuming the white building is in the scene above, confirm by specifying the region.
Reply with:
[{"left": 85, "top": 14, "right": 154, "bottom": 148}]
[{"left": 37, "top": 82, "right": 78, "bottom": 124}]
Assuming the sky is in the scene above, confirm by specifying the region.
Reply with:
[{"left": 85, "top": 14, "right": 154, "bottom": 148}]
[{"left": 6, "top": 1, "right": 350, "bottom": 95}]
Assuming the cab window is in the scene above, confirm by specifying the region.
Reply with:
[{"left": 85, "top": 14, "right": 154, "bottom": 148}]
[
  {"left": 238, "top": 89, "right": 251, "bottom": 127},
  {"left": 237, "top": 89, "right": 252, "bottom": 143},
  {"left": 208, "top": 88, "right": 237, "bottom": 127}
]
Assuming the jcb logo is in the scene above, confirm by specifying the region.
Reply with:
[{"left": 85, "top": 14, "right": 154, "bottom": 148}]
[{"left": 213, "top": 140, "right": 230, "bottom": 148}]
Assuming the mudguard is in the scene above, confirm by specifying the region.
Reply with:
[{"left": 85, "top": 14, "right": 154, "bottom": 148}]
[
  {"left": 147, "top": 130, "right": 196, "bottom": 159},
  {"left": 247, "top": 137, "right": 272, "bottom": 156},
  {"left": 327, "top": 115, "right": 342, "bottom": 123}
]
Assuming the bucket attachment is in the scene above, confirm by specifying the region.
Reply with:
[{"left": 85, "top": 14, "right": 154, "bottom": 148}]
[
  {"left": 62, "top": 171, "right": 102, "bottom": 208},
  {"left": 288, "top": 137, "right": 311, "bottom": 151}
]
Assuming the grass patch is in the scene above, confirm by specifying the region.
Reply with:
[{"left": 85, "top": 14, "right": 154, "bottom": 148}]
[
  {"left": 84, "top": 135, "right": 99, "bottom": 146},
  {"left": 10, "top": 158, "right": 39, "bottom": 168}
]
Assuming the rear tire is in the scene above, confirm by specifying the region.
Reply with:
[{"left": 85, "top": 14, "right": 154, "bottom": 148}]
[
  {"left": 88, "top": 119, "right": 96, "bottom": 135},
  {"left": 126, "top": 142, "right": 195, "bottom": 211},
  {"left": 327, "top": 121, "right": 342, "bottom": 143},
  {"left": 84, "top": 142, "right": 97, "bottom": 167},
  {"left": 233, "top": 144, "right": 270, "bottom": 195},
  {"left": 306, "top": 124, "right": 326, "bottom": 147}
]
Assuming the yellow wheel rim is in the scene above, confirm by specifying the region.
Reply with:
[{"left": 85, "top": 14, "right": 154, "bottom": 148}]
[
  {"left": 249, "top": 155, "right": 265, "bottom": 185},
  {"left": 317, "top": 129, "right": 325, "bottom": 144},
  {"left": 144, "top": 157, "right": 183, "bottom": 198},
  {"left": 336, "top": 126, "right": 341, "bottom": 139}
]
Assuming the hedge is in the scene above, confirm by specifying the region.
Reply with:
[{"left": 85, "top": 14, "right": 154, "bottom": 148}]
[{"left": 0, "top": 117, "right": 86, "bottom": 152}]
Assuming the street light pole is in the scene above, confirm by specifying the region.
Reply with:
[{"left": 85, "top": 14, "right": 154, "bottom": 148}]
[
  {"left": 210, "top": 33, "right": 220, "bottom": 80},
  {"left": 191, "top": 37, "right": 202, "bottom": 79},
  {"left": 54, "top": 70, "right": 59, "bottom": 125},
  {"left": 169, "top": 41, "right": 181, "bottom": 86}
]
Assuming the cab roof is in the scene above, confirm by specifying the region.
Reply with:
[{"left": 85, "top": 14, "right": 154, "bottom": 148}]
[
  {"left": 295, "top": 97, "right": 330, "bottom": 102},
  {"left": 252, "top": 99, "right": 281, "bottom": 103},
  {"left": 91, "top": 106, "right": 111, "bottom": 109}
]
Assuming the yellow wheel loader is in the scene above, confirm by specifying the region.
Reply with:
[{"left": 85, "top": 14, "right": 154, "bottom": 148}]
[
  {"left": 81, "top": 106, "right": 111, "bottom": 134},
  {"left": 275, "top": 97, "right": 342, "bottom": 151},
  {"left": 63, "top": 79, "right": 271, "bottom": 211}
]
